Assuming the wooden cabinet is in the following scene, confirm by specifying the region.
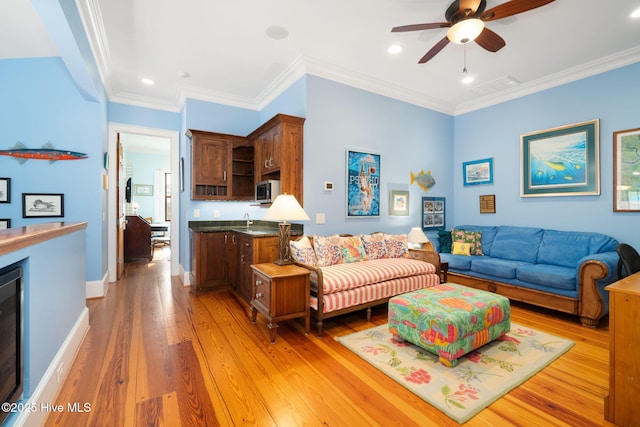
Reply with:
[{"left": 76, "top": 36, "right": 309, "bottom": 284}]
[
  {"left": 124, "top": 215, "right": 152, "bottom": 262},
  {"left": 187, "top": 130, "right": 254, "bottom": 200},
  {"left": 605, "top": 272, "right": 640, "bottom": 425},
  {"left": 250, "top": 263, "right": 311, "bottom": 343},
  {"left": 249, "top": 114, "right": 305, "bottom": 204},
  {"left": 189, "top": 230, "right": 232, "bottom": 294},
  {"left": 234, "top": 234, "right": 279, "bottom": 302}
]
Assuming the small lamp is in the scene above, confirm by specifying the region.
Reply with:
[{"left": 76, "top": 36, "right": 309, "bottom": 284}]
[
  {"left": 262, "top": 194, "right": 310, "bottom": 265},
  {"left": 407, "top": 227, "right": 430, "bottom": 250}
]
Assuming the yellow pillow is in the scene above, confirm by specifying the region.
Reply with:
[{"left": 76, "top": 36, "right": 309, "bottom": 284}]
[{"left": 452, "top": 241, "right": 471, "bottom": 256}]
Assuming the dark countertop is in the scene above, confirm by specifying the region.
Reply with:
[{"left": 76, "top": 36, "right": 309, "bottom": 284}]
[{"left": 188, "top": 220, "right": 303, "bottom": 237}]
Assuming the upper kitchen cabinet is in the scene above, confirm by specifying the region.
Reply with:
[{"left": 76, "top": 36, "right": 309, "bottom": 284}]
[
  {"left": 187, "top": 130, "right": 255, "bottom": 201},
  {"left": 249, "top": 114, "right": 305, "bottom": 205}
]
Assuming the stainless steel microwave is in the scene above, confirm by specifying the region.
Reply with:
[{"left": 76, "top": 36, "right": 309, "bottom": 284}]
[{"left": 255, "top": 180, "right": 281, "bottom": 203}]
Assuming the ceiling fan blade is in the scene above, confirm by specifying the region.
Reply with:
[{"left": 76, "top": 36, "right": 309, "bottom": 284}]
[
  {"left": 474, "top": 27, "right": 506, "bottom": 52},
  {"left": 481, "top": 0, "right": 555, "bottom": 21},
  {"left": 459, "top": 0, "right": 483, "bottom": 16},
  {"left": 418, "top": 37, "right": 450, "bottom": 63},
  {"left": 391, "top": 22, "right": 451, "bottom": 32}
]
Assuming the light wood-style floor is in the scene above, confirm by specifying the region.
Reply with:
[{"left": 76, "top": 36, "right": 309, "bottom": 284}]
[{"left": 44, "top": 249, "right": 614, "bottom": 426}]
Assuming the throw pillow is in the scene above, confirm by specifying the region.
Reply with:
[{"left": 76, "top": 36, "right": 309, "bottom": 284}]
[
  {"left": 289, "top": 236, "right": 317, "bottom": 265},
  {"left": 452, "top": 241, "right": 471, "bottom": 256},
  {"left": 438, "top": 229, "right": 452, "bottom": 253},
  {"left": 339, "top": 235, "right": 368, "bottom": 263},
  {"left": 451, "top": 229, "right": 484, "bottom": 256},
  {"left": 384, "top": 234, "right": 410, "bottom": 258},
  {"left": 313, "top": 234, "right": 343, "bottom": 266},
  {"left": 361, "top": 233, "right": 388, "bottom": 259}
]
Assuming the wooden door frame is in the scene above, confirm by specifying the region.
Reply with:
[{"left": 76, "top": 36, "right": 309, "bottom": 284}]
[{"left": 107, "top": 123, "right": 180, "bottom": 282}]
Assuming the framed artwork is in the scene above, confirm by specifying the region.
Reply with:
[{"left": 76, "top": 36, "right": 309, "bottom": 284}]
[
  {"left": 134, "top": 184, "right": 154, "bottom": 196},
  {"left": 463, "top": 158, "right": 494, "bottom": 186},
  {"left": 389, "top": 190, "right": 409, "bottom": 216},
  {"left": 346, "top": 149, "right": 380, "bottom": 218},
  {"left": 22, "top": 193, "right": 64, "bottom": 218},
  {"left": 479, "top": 194, "right": 496, "bottom": 213},
  {"left": 521, "top": 119, "right": 600, "bottom": 197},
  {"left": 422, "top": 197, "right": 445, "bottom": 229},
  {"left": 0, "top": 178, "right": 10, "bottom": 203},
  {"left": 179, "top": 157, "right": 185, "bottom": 192},
  {"left": 0, "top": 219, "right": 10, "bottom": 229},
  {"left": 613, "top": 127, "right": 640, "bottom": 212}
]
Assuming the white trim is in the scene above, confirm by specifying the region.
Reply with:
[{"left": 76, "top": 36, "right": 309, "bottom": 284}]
[
  {"left": 12, "top": 308, "right": 90, "bottom": 427},
  {"left": 108, "top": 124, "right": 180, "bottom": 283},
  {"left": 86, "top": 271, "right": 109, "bottom": 299}
]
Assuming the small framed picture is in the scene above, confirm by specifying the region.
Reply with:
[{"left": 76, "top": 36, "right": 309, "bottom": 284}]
[
  {"left": 389, "top": 190, "right": 409, "bottom": 216},
  {"left": 22, "top": 193, "right": 64, "bottom": 218},
  {"left": 0, "top": 178, "right": 10, "bottom": 203},
  {"left": 0, "top": 219, "right": 10, "bottom": 229},
  {"left": 463, "top": 158, "right": 494, "bottom": 186},
  {"left": 134, "top": 184, "right": 154, "bottom": 196}
]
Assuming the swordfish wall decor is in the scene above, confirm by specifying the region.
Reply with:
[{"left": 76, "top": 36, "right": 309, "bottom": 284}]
[{"left": 0, "top": 142, "right": 88, "bottom": 163}]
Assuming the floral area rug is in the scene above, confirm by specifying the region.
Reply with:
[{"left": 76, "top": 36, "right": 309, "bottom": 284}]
[{"left": 336, "top": 322, "right": 574, "bottom": 424}]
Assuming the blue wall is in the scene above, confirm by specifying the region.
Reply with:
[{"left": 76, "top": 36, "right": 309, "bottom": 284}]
[{"left": 453, "top": 62, "right": 640, "bottom": 250}]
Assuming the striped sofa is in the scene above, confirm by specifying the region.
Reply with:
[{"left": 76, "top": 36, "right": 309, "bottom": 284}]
[{"left": 290, "top": 233, "right": 441, "bottom": 336}]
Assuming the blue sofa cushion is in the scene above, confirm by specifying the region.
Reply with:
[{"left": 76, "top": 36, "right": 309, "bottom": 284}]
[
  {"left": 490, "top": 226, "right": 543, "bottom": 263},
  {"left": 454, "top": 225, "right": 499, "bottom": 255},
  {"left": 537, "top": 229, "right": 619, "bottom": 268},
  {"left": 516, "top": 263, "right": 576, "bottom": 291},
  {"left": 470, "top": 257, "right": 527, "bottom": 279},
  {"left": 441, "top": 253, "right": 473, "bottom": 270}
]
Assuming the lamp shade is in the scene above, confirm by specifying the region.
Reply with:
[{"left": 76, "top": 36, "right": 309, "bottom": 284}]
[
  {"left": 262, "top": 194, "right": 310, "bottom": 222},
  {"left": 446, "top": 18, "right": 484, "bottom": 44},
  {"left": 407, "top": 227, "right": 429, "bottom": 244}
]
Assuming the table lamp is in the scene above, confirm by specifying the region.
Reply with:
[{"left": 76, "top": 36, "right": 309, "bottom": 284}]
[
  {"left": 262, "top": 194, "right": 310, "bottom": 265},
  {"left": 407, "top": 227, "right": 430, "bottom": 250}
]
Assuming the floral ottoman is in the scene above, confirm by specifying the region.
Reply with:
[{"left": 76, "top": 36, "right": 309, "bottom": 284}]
[{"left": 388, "top": 283, "right": 510, "bottom": 367}]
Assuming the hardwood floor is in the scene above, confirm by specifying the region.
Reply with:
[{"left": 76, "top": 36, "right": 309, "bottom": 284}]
[{"left": 45, "top": 249, "right": 615, "bottom": 426}]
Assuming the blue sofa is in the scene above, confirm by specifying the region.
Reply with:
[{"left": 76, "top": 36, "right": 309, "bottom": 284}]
[{"left": 433, "top": 225, "right": 619, "bottom": 327}]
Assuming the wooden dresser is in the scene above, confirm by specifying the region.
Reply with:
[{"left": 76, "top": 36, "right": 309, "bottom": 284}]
[{"left": 605, "top": 271, "right": 640, "bottom": 425}]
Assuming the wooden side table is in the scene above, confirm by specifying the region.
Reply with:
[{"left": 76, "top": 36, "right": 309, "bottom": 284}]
[{"left": 250, "top": 263, "right": 311, "bottom": 343}]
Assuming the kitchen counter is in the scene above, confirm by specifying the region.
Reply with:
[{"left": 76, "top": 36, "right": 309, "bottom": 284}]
[{"left": 188, "top": 220, "right": 303, "bottom": 237}]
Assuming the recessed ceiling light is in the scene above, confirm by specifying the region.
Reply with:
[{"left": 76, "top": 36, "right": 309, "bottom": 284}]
[
  {"left": 462, "top": 75, "right": 475, "bottom": 84},
  {"left": 632, "top": 7, "right": 640, "bottom": 18},
  {"left": 388, "top": 44, "right": 402, "bottom": 55},
  {"left": 141, "top": 78, "right": 154, "bottom": 85}
]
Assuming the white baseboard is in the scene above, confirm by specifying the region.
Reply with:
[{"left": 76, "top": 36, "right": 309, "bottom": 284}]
[
  {"left": 86, "top": 271, "right": 110, "bottom": 299},
  {"left": 181, "top": 264, "right": 191, "bottom": 287},
  {"left": 13, "top": 307, "right": 90, "bottom": 427}
]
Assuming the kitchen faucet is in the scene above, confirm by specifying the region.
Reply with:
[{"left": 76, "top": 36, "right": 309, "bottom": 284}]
[{"left": 244, "top": 212, "right": 253, "bottom": 227}]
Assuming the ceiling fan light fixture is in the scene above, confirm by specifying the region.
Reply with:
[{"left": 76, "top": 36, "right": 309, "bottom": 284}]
[{"left": 447, "top": 18, "right": 485, "bottom": 44}]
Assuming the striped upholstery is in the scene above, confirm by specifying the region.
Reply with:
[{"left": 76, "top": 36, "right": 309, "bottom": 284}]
[
  {"left": 310, "top": 273, "right": 439, "bottom": 313},
  {"left": 319, "top": 258, "right": 437, "bottom": 294}
]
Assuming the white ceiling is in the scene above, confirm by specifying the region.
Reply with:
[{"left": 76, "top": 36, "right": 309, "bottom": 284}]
[{"left": 3, "top": 0, "right": 640, "bottom": 116}]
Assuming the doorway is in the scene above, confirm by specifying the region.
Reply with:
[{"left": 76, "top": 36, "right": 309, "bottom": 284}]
[{"left": 108, "top": 124, "right": 180, "bottom": 283}]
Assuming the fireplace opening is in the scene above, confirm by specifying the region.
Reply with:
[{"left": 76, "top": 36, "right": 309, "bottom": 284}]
[{"left": 0, "top": 264, "right": 23, "bottom": 426}]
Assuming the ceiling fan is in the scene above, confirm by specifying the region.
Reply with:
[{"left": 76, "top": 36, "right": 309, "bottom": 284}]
[{"left": 391, "top": 0, "right": 555, "bottom": 64}]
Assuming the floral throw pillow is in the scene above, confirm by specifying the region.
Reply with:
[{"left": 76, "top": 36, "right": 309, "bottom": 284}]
[
  {"left": 361, "top": 233, "right": 388, "bottom": 260},
  {"left": 313, "top": 234, "right": 343, "bottom": 266},
  {"left": 289, "top": 236, "right": 317, "bottom": 265},
  {"left": 451, "top": 229, "right": 484, "bottom": 256},
  {"left": 339, "top": 235, "right": 368, "bottom": 263},
  {"left": 384, "top": 234, "right": 410, "bottom": 258}
]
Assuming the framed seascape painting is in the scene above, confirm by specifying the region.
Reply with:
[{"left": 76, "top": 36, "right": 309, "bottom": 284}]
[
  {"left": 614, "top": 127, "right": 640, "bottom": 212},
  {"left": 346, "top": 149, "right": 380, "bottom": 218},
  {"left": 463, "top": 158, "right": 493, "bottom": 186},
  {"left": 22, "top": 193, "right": 64, "bottom": 218},
  {"left": 422, "top": 197, "right": 445, "bottom": 230},
  {"left": 521, "top": 119, "right": 600, "bottom": 197}
]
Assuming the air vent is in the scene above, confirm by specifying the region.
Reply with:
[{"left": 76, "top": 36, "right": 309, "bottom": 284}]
[{"left": 468, "top": 75, "right": 521, "bottom": 95}]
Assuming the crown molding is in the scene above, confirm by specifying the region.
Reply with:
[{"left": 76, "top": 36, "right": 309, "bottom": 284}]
[{"left": 454, "top": 46, "right": 640, "bottom": 116}]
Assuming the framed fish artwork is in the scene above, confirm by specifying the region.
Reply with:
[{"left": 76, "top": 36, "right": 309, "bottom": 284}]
[
  {"left": 22, "top": 193, "right": 64, "bottom": 218},
  {"left": 346, "top": 149, "right": 380, "bottom": 218},
  {"left": 422, "top": 197, "right": 445, "bottom": 230},
  {"left": 521, "top": 119, "right": 600, "bottom": 197}
]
